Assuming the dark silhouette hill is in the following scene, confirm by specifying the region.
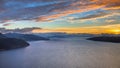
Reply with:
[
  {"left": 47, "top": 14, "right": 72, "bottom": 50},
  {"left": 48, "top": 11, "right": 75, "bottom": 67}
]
[
  {"left": 0, "top": 38, "right": 29, "bottom": 50},
  {"left": 0, "top": 33, "right": 29, "bottom": 50},
  {"left": 87, "top": 36, "right": 120, "bottom": 43}
]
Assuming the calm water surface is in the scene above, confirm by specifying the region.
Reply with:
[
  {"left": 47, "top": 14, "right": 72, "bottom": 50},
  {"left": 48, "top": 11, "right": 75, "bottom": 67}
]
[{"left": 0, "top": 37, "right": 120, "bottom": 68}]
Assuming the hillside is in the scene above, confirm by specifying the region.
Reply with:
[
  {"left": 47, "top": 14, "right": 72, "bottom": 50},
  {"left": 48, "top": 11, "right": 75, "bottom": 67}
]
[
  {"left": 87, "top": 36, "right": 120, "bottom": 43},
  {"left": 0, "top": 33, "right": 29, "bottom": 50}
]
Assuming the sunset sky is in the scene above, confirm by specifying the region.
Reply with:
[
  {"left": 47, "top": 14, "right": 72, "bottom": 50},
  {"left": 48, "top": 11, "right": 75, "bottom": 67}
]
[{"left": 0, "top": 0, "right": 120, "bottom": 34}]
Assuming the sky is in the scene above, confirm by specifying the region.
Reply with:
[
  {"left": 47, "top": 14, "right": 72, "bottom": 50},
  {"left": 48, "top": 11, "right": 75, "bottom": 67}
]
[{"left": 0, "top": 0, "right": 120, "bottom": 34}]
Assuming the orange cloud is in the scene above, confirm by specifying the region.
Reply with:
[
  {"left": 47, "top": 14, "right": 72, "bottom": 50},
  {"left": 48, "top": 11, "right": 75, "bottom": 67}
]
[
  {"left": 94, "top": 0, "right": 120, "bottom": 10},
  {"left": 37, "top": 4, "right": 105, "bottom": 22},
  {"left": 36, "top": 0, "right": 120, "bottom": 22},
  {"left": 104, "top": 6, "right": 120, "bottom": 10},
  {"left": 90, "top": 0, "right": 99, "bottom": 2}
]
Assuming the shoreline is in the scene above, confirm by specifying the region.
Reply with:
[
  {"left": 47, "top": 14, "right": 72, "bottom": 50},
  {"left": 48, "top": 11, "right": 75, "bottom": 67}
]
[{"left": 87, "top": 36, "right": 120, "bottom": 43}]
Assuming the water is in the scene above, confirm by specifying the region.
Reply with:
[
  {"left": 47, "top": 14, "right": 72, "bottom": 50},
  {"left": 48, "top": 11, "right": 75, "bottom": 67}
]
[{"left": 0, "top": 37, "right": 120, "bottom": 68}]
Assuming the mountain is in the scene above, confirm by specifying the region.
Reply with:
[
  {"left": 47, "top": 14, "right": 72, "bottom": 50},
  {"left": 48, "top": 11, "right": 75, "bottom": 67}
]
[
  {"left": 34, "top": 33, "right": 95, "bottom": 39},
  {"left": 4, "top": 33, "right": 49, "bottom": 41},
  {"left": 0, "top": 38, "right": 29, "bottom": 50},
  {"left": 0, "top": 33, "right": 29, "bottom": 50}
]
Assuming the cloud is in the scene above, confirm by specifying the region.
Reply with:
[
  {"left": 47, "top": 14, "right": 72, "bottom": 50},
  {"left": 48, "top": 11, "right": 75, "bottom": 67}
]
[
  {"left": 1, "top": 23, "right": 120, "bottom": 34},
  {"left": 36, "top": 0, "right": 120, "bottom": 21},
  {"left": 0, "top": 0, "right": 69, "bottom": 22},
  {"left": 0, "top": 0, "right": 119, "bottom": 23},
  {"left": 67, "top": 10, "right": 120, "bottom": 23},
  {"left": 0, "top": 27, "right": 42, "bottom": 33},
  {"left": 105, "top": 20, "right": 115, "bottom": 23},
  {"left": 70, "top": 12, "right": 109, "bottom": 20}
]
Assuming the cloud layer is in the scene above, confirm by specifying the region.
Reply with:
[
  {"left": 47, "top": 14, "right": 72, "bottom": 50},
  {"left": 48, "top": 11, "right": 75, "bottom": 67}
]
[
  {"left": 0, "top": 0, "right": 120, "bottom": 34},
  {"left": 0, "top": 0, "right": 120, "bottom": 22},
  {"left": 0, "top": 27, "right": 41, "bottom": 33}
]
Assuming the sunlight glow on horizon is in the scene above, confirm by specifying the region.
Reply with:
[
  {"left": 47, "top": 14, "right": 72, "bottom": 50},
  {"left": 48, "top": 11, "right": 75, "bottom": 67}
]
[
  {"left": 32, "top": 25, "right": 120, "bottom": 34},
  {"left": 109, "top": 29, "right": 120, "bottom": 34}
]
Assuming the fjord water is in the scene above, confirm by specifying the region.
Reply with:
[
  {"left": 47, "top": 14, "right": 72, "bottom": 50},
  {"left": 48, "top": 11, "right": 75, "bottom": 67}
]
[{"left": 0, "top": 37, "right": 120, "bottom": 68}]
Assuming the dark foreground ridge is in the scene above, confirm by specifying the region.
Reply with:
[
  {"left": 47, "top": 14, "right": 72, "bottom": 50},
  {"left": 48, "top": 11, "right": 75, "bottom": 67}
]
[
  {"left": 0, "top": 33, "right": 29, "bottom": 50},
  {"left": 0, "top": 38, "right": 29, "bottom": 50},
  {"left": 87, "top": 36, "right": 120, "bottom": 43}
]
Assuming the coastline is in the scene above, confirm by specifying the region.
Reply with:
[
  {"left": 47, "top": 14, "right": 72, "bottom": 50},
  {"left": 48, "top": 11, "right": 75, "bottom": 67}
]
[{"left": 87, "top": 36, "right": 120, "bottom": 43}]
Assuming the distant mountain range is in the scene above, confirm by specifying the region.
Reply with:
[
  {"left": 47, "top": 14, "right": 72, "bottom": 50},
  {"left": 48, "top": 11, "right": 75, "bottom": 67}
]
[
  {"left": 34, "top": 32, "right": 95, "bottom": 39},
  {"left": 4, "top": 33, "right": 49, "bottom": 41}
]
